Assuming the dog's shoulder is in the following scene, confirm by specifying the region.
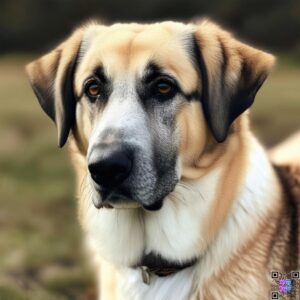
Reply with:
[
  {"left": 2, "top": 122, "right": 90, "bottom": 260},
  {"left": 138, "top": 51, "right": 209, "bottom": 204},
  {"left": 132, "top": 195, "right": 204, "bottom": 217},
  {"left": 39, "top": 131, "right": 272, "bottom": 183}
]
[
  {"left": 269, "top": 132, "right": 300, "bottom": 269},
  {"left": 274, "top": 163, "right": 300, "bottom": 268},
  {"left": 275, "top": 163, "right": 300, "bottom": 205},
  {"left": 275, "top": 163, "right": 300, "bottom": 210}
]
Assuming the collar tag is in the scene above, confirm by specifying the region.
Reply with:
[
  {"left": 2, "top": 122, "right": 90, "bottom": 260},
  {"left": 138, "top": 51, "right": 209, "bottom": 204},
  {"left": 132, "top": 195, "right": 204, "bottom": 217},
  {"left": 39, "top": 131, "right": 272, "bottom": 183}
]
[{"left": 140, "top": 266, "right": 151, "bottom": 285}]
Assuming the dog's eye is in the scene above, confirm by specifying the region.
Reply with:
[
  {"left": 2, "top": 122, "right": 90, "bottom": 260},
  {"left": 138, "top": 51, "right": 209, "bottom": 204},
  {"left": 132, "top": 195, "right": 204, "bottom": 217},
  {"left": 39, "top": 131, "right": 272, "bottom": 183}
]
[
  {"left": 157, "top": 82, "right": 172, "bottom": 94},
  {"left": 84, "top": 79, "right": 101, "bottom": 100},
  {"left": 155, "top": 80, "right": 176, "bottom": 98}
]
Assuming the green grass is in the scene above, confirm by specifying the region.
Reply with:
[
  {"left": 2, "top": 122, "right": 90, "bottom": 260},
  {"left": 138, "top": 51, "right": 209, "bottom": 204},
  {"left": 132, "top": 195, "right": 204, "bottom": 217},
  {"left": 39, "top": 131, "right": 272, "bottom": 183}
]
[{"left": 0, "top": 55, "right": 299, "bottom": 299}]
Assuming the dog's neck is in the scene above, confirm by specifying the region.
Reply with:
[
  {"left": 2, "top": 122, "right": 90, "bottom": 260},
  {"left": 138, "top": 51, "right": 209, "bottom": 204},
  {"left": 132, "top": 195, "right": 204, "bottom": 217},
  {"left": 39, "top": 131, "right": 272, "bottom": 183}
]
[
  {"left": 194, "top": 136, "right": 282, "bottom": 291},
  {"left": 116, "top": 136, "right": 282, "bottom": 299},
  {"left": 77, "top": 133, "right": 282, "bottom": 299},
  {"left": 135, "top": 252, "right": 197, "bottom": 284}
]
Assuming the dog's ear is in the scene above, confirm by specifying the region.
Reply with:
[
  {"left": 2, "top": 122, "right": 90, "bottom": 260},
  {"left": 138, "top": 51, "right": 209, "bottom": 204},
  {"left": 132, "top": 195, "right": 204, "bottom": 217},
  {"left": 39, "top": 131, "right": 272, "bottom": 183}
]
[
  {"left": 26, "top": 29, "right": 83, "bottom": 147},
  {"left": 193, "top": 20, "right": 275, "bottom": 142}
]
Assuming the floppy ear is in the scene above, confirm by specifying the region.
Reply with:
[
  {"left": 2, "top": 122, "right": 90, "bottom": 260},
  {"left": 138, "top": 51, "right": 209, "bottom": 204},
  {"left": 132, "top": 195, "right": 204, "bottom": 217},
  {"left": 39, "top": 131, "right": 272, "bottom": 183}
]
[
  {"left": 193, "top": 21, "right": 275, "bottom": 142},
  {"left": 26, "top": 29, "right": 83, "bottom": 147}
]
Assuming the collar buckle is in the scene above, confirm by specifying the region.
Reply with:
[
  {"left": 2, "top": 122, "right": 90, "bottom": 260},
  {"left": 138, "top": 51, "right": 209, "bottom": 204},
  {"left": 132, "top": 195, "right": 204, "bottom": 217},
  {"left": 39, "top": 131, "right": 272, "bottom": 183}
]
[{"left": 140, "top": 266, "right": 151, "bottom": 285}]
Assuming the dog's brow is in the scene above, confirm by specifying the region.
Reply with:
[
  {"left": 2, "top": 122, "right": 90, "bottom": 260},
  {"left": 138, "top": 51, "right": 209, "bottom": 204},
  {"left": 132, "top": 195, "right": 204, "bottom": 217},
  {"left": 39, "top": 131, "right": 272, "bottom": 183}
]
[
  {"left": 93, "top": 66, "right": 108, "bottom": 83},
  {"left": 142, "top": 62, "right": 172, "bottom": 83},
  {"left": 77, "top": 66, "right": 110, "bottom": 99}
]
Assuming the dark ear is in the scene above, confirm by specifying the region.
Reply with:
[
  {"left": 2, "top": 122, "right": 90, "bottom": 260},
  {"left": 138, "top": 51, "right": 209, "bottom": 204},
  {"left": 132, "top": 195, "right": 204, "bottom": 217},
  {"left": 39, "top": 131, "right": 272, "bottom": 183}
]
[
  {"left": 193, "top": 20, "right": 275, "bottom": 142},
  {"left": 26, "top": 29, "right": 83, "bottom": 147}
]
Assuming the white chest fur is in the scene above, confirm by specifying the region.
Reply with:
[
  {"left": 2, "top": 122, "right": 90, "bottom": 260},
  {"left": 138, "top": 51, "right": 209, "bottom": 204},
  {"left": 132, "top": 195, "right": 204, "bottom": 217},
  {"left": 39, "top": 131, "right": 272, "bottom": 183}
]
[
  {"left": 84, "top": 166, "right": 222, "bottom": 267},
  {"left": 117, "top": 266, "right": 196, "bottom": 300}
]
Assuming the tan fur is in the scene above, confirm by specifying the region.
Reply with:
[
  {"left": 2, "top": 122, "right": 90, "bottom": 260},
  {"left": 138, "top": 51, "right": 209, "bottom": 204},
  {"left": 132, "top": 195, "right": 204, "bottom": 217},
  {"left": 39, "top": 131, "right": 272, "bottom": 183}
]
[
  {"left": 202, "top": 130, "right": 247, "bottom": 243},
  {"left": 201, "top": 216, "right": 281, "bottom": 299},
  {"left": 270, "top": 131, "right": 300, "bottom": 165},
  {"left": 177, "top": 102, "right": 250, "bottom": 243},
  {"left": 26, "top": 19, "right": 299, "bottom": 300}
]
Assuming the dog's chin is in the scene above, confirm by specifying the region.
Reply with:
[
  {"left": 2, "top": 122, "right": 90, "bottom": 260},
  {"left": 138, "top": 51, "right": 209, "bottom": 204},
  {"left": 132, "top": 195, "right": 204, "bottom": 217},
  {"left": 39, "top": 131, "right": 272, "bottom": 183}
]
[
  {"left": 93, "top": 198, "right": 164, "bottom": 211},
  {"left": 92, "top": 194, "right": 141, "bottom": 210},
  {"left": 107, "top": 199, "right": 142, "bottom": 209}
]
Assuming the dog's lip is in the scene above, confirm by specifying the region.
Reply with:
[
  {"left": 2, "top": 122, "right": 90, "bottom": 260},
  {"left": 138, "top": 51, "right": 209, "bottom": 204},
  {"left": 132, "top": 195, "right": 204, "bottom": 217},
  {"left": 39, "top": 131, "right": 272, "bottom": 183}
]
[
  {"left": 94, "top": 189, "right": 142, "bottom": 209},
  {"left": 142, "top": 200, "right": 163, "bottom": 211},
  {"left": 107, "top": 193, "right": 142, "bottom": 209},
  {"left": 93, "top": 187, "right": 165, "bottom": 211},
  {"left": 107, "top": 194, "right": 164, "bottom": 211}
]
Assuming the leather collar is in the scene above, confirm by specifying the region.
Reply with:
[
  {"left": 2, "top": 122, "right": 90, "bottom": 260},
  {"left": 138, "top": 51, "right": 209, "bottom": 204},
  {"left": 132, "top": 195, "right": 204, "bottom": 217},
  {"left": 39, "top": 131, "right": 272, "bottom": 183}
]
[{"left": 136, "top": 252, "right": 197, "bottom": 285}]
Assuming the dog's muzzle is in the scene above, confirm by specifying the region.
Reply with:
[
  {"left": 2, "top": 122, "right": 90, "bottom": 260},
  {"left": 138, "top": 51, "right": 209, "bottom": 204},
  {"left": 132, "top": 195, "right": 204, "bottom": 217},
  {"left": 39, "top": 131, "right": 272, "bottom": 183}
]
[{"left": 88, "top": 143, "right": 141, "bottom": 209}]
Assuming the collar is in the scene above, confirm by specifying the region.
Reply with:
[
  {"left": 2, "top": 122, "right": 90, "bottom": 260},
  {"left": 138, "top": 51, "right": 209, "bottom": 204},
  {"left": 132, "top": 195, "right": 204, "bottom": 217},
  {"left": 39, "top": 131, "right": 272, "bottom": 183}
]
[{"left": 136, "top": 252, "right": 197, "bottom": 285}]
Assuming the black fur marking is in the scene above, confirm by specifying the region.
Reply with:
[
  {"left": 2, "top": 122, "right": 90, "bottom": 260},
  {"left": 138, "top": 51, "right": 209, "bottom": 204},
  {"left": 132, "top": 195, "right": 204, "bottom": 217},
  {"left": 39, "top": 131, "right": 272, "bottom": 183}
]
[
  {"left": 190, "top": 34, "right": 268, "bottom": 143},
  {"left": 218, "top": 37, "right": 228, "bottom": 90},
  {"left": 143, "top": 199, "right": 164, "bottom": 211},
  {"left": 137, "top": 252, "right": 197, "bottom": 277},
  {"left": 143, "top": 63, "right": 164, "bottom": 84},
  {"left": 31, "top": 79, "right": 56, "bottom": 122},
  {"left": 59, "top": 48, "right": 81, "bottom": 147},
  {"left": 139, "top": 62, "right": 198, "bottom": 103},
  {"left": 190, "top": 35, "right": 212, "bottom": 133},
  {"left": 93, "top": 66, "right": 109, "bottom": 84},
  {"left": 80, "top": 66, "right": 112, "bottom": 104},
  {"left": 228, "top": 58, "right": 267, "bottom": 126},
  {"left": 139, "top": 62, "right": 178, "bottom": 102},
  {"left": 29, "top": 49, "right": 61, "bottom": 122},
  {"left": 184, "top": 90, "right": 201, "bottom": 101}
]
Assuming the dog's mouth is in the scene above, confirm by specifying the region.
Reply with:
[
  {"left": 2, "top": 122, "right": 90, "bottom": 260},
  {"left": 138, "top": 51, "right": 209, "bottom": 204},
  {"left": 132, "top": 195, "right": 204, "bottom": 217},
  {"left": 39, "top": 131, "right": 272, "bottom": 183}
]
[
  {"left": 103, "top": 195, "right": 142, "bottom": 210},
  {"left": 92, "top": 188, "right": 165, "bottom": 211},
  {"left": 92, "top": 189, "right": 141, "bottom": 209}
]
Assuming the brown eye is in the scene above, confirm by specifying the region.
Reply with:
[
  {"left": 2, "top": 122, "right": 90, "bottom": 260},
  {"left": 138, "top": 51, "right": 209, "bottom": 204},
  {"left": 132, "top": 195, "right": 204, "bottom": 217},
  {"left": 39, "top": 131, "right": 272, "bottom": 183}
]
[
  {"left": 157, "top": 82, "right": 172, "bottom": 95},
  {"left": 85, "top": 80, "right": 101, "bottom": 99}
]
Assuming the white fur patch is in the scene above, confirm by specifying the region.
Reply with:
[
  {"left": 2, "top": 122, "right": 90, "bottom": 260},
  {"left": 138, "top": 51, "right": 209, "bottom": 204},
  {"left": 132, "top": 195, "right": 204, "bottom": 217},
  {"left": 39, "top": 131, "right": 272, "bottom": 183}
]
[
  {"left": 84, "top": 165, "right": 222, "bottom": 267},
  {"left": 118, "top": 266, "right": 195, "bottom": 300}
]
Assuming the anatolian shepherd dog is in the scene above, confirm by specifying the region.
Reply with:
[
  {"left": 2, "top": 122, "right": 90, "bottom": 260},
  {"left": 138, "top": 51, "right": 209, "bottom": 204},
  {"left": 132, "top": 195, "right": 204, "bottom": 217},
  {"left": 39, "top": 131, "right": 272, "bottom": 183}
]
[{"left": 26, "top": 19, "right": 300, "bottom": 299}]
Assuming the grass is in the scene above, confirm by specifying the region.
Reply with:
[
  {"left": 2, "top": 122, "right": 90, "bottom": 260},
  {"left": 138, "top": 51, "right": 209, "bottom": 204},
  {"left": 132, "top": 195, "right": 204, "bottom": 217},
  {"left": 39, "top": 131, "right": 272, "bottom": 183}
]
[{"left": 0, "top": 55, "right": 299, "bottom": 299}]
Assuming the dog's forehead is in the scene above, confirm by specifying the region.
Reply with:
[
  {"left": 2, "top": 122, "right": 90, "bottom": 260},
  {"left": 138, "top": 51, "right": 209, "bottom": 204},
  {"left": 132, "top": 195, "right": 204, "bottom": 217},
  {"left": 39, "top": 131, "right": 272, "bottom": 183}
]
[{"left": 75, "top": 22, "right": 198, "bottom": 92}]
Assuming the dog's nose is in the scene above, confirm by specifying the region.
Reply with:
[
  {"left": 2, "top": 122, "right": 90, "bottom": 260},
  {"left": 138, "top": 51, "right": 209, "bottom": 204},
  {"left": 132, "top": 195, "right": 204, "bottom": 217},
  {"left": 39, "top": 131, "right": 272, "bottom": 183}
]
[{"left": 88, "top": 147, "right": 132, "bottom": 189}]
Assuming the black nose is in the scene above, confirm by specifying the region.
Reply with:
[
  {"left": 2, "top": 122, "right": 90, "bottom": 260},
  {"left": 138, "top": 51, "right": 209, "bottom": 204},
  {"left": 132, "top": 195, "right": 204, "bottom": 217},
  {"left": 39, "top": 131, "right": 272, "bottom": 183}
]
[{"left": 88, "top": 147, "right": 132, "bottom": 189}]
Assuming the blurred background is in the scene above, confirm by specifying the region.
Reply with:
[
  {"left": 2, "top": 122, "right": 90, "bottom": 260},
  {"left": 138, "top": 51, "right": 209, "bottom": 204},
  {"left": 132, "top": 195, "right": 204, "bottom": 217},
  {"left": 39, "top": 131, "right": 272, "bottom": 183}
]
[{"left": 0, "top": 1, "right": 299, "bottom": 299}]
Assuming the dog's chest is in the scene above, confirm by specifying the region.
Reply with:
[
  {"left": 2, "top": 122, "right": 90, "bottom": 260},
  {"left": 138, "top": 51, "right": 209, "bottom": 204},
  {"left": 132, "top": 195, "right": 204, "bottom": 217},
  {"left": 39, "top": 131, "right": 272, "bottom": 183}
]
[
  {"left": 84, "top": 167, "right": 221, "bottom": 267},
  {"left": 117, "top": 267, "right": 196, "bottom": 300}
]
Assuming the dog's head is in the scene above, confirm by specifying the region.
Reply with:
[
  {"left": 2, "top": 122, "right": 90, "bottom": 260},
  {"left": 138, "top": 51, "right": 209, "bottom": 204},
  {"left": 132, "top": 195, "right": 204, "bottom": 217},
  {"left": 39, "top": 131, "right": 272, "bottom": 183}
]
[{"left": 26, "top": 20, "right": 274, "bottom": 211}]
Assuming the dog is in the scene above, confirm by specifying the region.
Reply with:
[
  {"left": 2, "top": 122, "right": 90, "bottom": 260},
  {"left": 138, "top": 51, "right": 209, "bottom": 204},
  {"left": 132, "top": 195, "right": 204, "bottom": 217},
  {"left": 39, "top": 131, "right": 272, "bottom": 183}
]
[{"left": 26, "top": 19, "right": 299, "bottom": 299}]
